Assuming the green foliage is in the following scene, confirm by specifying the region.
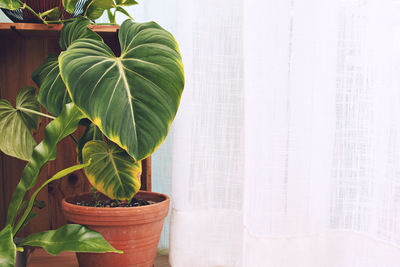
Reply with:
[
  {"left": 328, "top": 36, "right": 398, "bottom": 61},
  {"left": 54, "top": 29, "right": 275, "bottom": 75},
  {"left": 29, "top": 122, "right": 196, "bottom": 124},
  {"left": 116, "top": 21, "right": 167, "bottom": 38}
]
[
  {"left": 115, "top": 0, "right": 137, "bottom": 6},
  {"left": 59, "top": 20, "right": 184, "bottom": 162},
  {"left": 32, "top": 55, "right": 70, "bottom": 116},
  {"left": 62, "top": 0, "right": 79, "bottom": 14},
  {"left": 19, "top": 224, "right": 122, "bottom": 255},
  {"left": 40, "top": 7, "right": 60, "bottom": 20},
  {"left": 85, "top": 0, "right": 115, "bottom": 20},
  {"left": 6, "top": 103, "right": 84, "bottom": 227},
  {"left": 77, "top": 123, "right": 103, "bottom": 163},
  {"left": 0, "top": 86, "right": 40, "bottom": 161},
  {"left": 0, "top": 225, "right": 16, "bottom": 267},
  {"left": 82, "top": 140, "right": 142, "bottom": 200},
  {"left": 0, "top": 3, "right": 184, "bottom": 265},
  {"left": 0, "top": 0, "right": 20, "bottom": 10},
  {"left": 59, "top": 17, "right": 102, "bottom": 50}
]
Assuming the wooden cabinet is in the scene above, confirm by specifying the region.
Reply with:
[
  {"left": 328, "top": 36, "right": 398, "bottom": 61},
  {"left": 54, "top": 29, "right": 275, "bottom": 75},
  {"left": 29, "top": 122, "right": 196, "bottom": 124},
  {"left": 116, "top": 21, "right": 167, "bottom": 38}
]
[{"left": 0, "top": 23, "right": 151, "bottom": 236}]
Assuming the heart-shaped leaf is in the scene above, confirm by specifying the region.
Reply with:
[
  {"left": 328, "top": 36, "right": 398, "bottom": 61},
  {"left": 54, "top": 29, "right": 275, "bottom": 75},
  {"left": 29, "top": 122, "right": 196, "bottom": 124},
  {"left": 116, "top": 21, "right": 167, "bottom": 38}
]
[
  {"left": 19, "top": 224, "right": 122, "bottom": 255},
  {"left": 0, "top": 225, "right": 16, "bottom": 267},
  {"left": 32, "top": 55, "right": 70, "bottom": 116},
  {"left": 59, "top": 20, "right": 184, "bottom": 161},
  {"left": 0, "top": 86, "right": 40, "bottom": 161},
  {"left": 82, "top": 140, "right": 141, "bottom": 200},
  {"left": 0, "top": 0, "right": 20, "bottom": 10}
]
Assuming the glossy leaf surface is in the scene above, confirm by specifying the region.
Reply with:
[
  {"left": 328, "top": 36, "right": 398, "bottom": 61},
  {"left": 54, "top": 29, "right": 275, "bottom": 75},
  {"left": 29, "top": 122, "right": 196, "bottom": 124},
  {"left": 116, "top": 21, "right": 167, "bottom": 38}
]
[
  {"left": 6, "top": 103, "right": 84, "bottom": 227},
  {"left": 82, "top": 140, "right": 141, "bottom": 200},
  {"left": 0, "top": 86, "right": 40, "bottom": 160},
  {"left": 19, "top": 224, "right": 122, "bottom": 255},
  {"left": 32, "top": 55, "right": 70, "bottom": 116},
  {"left": 0, "top": 225, "right": 16, "bottom": 267},
  {"left": 59, "top": 18, "right": 102, "bottom": 51},
  {"left": 33, "top": 19, "right": 102, "bottom": 116},
  {"left": 59, "top": 20, "right": 184, "bottom": 161}
]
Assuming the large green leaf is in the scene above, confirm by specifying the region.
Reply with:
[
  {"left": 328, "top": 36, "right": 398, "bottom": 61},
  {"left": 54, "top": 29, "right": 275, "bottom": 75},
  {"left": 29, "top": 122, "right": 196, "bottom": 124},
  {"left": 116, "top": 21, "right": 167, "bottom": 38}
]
[
  {"left": 59, "top": 20, "right": 184, "bottom": 161},
  {"left": 0, "top": 0, "right": 20, "bottom": 10},
  {"left": 82, "top": 140, "right": 141, "bottom": 200},
  {"left": 6, "top": 103, "right": 84, "bottom": 227},
  {"left": 19, "top": 224, "right": 122, "bottom": 255},
  {"left": 32, "top": 55, "right": 70, "bottom": 116},
  {"left": 59, "top": 18, "right": 102, "bottom": 51},
  {"left": 0, "top": 86, "right": 40, "bottom": 160},
  {"left": 0, "top": 225, "right": 16, "bottom": 267}
]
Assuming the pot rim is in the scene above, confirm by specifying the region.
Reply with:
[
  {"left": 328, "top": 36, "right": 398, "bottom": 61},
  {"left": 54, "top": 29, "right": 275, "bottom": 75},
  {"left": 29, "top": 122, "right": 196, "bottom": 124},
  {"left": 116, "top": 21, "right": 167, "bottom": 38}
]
[{"left": 61, "top": 190, "right": 169, "bottom": 213}]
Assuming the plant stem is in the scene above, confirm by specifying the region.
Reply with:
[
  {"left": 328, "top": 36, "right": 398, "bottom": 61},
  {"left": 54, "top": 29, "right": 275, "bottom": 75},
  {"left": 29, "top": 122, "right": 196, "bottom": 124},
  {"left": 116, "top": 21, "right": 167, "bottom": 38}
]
[
  {"left": 46, "top": 18, "right": 76, "bottom": 24},
  {"left": 16, "top": 0, "right": 48, "bottom": 25},
  {"left": 13, "top": 161, "right": 91, "bottom": 236},
  {"left": 18, "top": 107, "right": 56, "bottom": 120}
]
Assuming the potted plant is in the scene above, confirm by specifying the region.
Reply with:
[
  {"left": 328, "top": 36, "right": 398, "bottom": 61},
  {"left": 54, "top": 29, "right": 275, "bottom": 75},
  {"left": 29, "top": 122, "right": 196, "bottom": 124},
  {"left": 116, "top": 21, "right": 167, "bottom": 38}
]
[{"left": 0, "top": 1, "right": 184, "bottom": 266}]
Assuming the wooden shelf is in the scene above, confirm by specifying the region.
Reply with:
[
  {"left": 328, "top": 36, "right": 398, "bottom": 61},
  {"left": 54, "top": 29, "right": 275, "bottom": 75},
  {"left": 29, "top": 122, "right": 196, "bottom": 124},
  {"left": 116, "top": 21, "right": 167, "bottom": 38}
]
[{"left": 0, "top": 23, "right": 119, "bottom": 38}]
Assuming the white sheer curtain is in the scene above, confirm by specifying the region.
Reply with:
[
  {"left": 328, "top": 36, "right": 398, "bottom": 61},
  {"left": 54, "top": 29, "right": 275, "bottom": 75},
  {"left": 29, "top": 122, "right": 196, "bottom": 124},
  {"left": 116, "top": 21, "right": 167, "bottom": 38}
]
[{"left": 170, "top": 0, "right": 400, "bottom": 266}]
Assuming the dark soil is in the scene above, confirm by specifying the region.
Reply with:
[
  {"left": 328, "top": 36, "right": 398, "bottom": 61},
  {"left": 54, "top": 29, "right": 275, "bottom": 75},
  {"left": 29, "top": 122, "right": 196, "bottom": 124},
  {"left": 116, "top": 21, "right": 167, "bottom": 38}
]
[{"left": 72, "top": 197, "right": 154, "bottom": 208}]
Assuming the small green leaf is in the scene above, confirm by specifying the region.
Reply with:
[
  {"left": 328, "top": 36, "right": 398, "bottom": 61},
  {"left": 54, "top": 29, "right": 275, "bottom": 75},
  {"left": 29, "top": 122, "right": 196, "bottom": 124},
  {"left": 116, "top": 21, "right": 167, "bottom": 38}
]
[
  {"left": 77, "top": 123, "right": 103, "bottom": 163},
  {"left": 115, "top": 0, "right": 137, "bottom": 6},
  {"left": 116, "top": 6, "right": 133, "bottom": 20},
  {"left": 82, "top": 140, "right": 141, "bottom": 200},
  {"left": 0, "top": 86, "right": 40, "bottom": 161},
  {"left": 19, "top": 224, "right": 122, "bottom": 255},
  {"left": 0, "top": 225, "right": 16, "bottom": 267},
  {"left": 62, "top": 0, "right": 78, "bottom": 14},
  {"left": 40, "top": 7, "right": 60, "bottom": 20},
  {"left": 59, "top": 17, "right": 102, "bottom": 51},
  {"left": 32, "top": 55, "right": 70, "bottom": 116},
  {"left": 0, "top": 0, "right": 21, "bottom": 10},
  {"left": 86, "top": 0, "right": 115, "bottom": 20}
]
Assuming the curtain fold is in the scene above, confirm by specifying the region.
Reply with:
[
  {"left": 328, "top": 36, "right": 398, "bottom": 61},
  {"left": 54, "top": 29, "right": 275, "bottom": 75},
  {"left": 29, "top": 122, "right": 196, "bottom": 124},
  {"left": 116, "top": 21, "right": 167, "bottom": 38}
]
[{"left": 171, "top": 0, "right": 400, "bottom": 266}]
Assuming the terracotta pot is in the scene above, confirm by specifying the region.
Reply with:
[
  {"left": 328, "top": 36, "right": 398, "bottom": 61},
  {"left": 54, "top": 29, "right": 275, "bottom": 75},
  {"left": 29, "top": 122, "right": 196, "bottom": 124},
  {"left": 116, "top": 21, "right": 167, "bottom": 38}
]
[{"left": 61, "top": 191, "right": 170, "bottom": 267}]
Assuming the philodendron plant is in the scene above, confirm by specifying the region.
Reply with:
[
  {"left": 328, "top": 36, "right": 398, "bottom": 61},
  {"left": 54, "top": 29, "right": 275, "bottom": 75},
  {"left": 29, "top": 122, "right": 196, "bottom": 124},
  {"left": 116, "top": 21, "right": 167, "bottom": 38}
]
[{"left": 0, "top": 16, "right": 184, "bottom": 266}]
